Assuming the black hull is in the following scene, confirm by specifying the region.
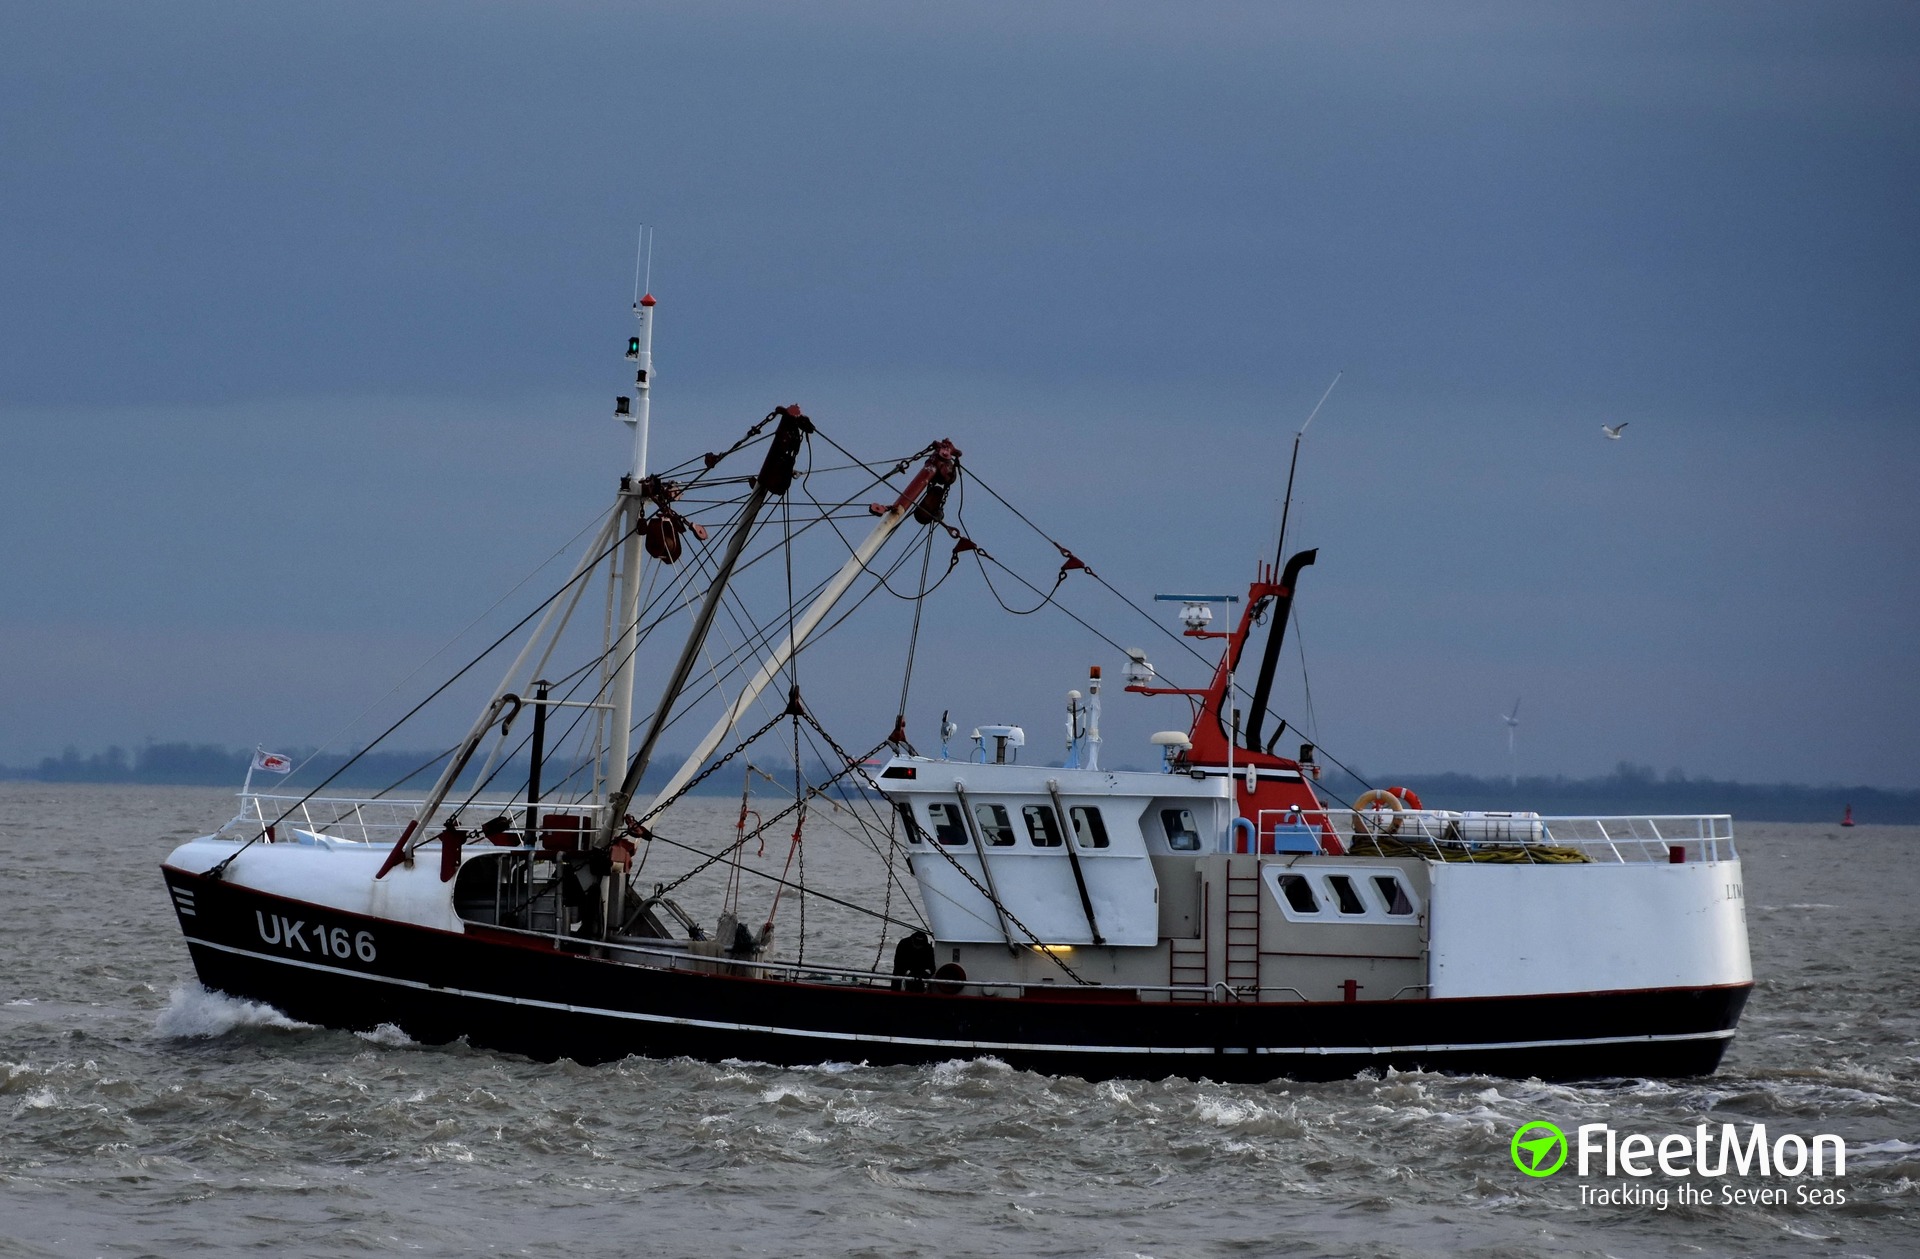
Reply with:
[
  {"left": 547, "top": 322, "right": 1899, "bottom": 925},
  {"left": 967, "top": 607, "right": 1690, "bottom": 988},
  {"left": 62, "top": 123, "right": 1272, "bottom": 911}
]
[{"left": 163, "top": 866, "right": 1749, "bottom": 1084}]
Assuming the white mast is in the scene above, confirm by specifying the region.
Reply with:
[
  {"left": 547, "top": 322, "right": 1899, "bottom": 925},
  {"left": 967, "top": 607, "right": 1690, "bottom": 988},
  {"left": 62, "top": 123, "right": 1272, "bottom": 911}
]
[
  {"left": 607, "top": 259, "right": 657, "bottom": 793},
  {"left": 1085, "top": 665, "right": 1101, "bottom": 771}
]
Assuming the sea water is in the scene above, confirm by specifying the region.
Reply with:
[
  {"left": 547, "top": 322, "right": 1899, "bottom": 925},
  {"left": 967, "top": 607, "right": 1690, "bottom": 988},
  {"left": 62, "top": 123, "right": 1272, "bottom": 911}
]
[{"left": 1, "top": 783, "right": 1914, "bottom": 1257}]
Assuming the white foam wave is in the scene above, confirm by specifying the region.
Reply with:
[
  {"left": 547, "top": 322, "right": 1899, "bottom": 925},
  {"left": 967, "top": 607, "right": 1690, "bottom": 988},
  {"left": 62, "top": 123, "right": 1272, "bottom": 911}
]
[
  {"left": 354, "top": 1023, "right": 417, "bottom": 1048},
  {"left": 1192, "top": 1095, "right": 1305, "bottom": 1137},
  {"left": 928, "top": 1055, "right": 1012, "bottom": 1087},
  {"left": 154, "top": 984, "right": 311, "bottom": 1039},
  {"left": 1857, "top": 1138, "right": 1920, "bottom": 1154}
]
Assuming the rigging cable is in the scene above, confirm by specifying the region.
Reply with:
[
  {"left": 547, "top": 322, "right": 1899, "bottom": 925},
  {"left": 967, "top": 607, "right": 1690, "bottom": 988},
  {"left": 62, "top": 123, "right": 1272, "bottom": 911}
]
[
  {"left": 957, "top": 461, "right": 1381, "bottom": 786},
  {"left": 1293, "top": 605, "right": 1319, "bottom": 747},
  {"left": 280, "top": 506, "right": 617, "bottom": 781},
  {"left": 207, "top": 520, "right": 632, "bottom": 879},
  {"left": 796, "top": 709, "right": 1091, "bottom": 987},
  {"left": 788, "top": 717, "right": 929, "bottom": 934},
  {"left": 634, "top": 828, "right": 922, "bottom": 932},
  {"left": 636, "top": 725, "right": 881, "bottom": 893}
]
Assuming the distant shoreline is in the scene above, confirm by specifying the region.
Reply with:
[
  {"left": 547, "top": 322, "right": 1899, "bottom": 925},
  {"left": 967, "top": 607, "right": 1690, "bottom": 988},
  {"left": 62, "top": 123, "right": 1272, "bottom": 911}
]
[{"left": 2, "top": 743, "right": 1912, "bottom": 824}]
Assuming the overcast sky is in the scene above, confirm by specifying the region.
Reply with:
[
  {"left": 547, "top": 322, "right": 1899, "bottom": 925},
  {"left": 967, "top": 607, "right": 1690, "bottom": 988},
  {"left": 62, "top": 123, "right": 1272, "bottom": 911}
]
[{"left": 4, "top": 1, "right": 1916, "bottom": 787}]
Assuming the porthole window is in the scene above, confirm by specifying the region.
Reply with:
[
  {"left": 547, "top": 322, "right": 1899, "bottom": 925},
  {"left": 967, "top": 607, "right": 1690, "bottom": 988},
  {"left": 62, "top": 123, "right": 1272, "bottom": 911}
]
[
  {"left": 974, "top": 803, "right": 1017, "bottom": 846},
  {"left": 1268, "top": 867, "right": 1420, "bottom": 922},
  {"left": 1160, "top": 807, "right": 1203, "bottom": 852},
  {"left": 1326, "top": 874, "right": 1366, "bottom": 915},
  {"left": 1022, "top": 804, "right": 1064, "bottom": 847},
  {"left": 1069, "top": 806, "right": 1110, "bottom": 849},
  {"left": 1276, "top": 873, "right": 1319, "bottom": 914},
  {"left": 1373, "top": 875, "right": 1414, "bottom": 916},
  {"left": 925, "top": 802, "right": 969, "bottom": 846}
]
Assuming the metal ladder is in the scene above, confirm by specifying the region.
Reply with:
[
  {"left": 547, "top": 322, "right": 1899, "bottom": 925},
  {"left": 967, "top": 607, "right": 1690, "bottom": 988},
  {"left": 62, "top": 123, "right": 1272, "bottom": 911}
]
[{"left": 1223, "top": 856, "right": 1262, "bottom": 994}]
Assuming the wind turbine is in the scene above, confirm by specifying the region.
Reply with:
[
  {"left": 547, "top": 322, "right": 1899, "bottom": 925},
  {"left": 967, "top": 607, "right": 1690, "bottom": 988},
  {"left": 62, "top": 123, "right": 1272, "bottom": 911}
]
[{"left": 1501, "top": 698, "right": 1521, "bottom": 786}]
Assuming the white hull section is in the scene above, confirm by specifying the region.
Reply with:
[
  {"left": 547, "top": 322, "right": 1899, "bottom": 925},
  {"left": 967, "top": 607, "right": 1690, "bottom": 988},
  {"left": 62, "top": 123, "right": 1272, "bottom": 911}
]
[
  {"left": 165, "top": 836, "right": 460, "bottom": 934},
  {"left": 1427, "top": 859, "right": 1750, "bottom": 998}
]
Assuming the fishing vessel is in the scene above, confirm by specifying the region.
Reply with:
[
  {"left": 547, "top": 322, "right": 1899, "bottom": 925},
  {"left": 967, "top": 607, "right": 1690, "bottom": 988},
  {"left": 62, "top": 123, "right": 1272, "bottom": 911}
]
[{"left": 161, "top": 291, "right": 1752, "bottom": 1082}]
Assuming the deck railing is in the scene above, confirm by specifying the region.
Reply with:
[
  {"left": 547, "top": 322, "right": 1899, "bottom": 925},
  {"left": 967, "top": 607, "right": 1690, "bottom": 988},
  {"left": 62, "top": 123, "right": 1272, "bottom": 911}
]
[
  {"left": 226, "top": 792, "right": 1736, "bottom": 864},
  {"left": 1256, "top": 808, "right": 1737, "bottom": 863},
  {"left": 220, "top": 792, "right": 612, "bottom": 846}
]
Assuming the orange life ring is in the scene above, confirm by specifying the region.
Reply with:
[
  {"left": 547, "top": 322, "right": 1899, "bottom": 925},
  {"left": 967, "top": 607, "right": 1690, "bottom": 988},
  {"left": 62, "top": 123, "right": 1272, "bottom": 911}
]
[
  {"left": 1386, "top": 785, "right": 1424, "bottom": 811},
  {"left": 1352, "top": 788, "right": 1405, "bottom": 836}
]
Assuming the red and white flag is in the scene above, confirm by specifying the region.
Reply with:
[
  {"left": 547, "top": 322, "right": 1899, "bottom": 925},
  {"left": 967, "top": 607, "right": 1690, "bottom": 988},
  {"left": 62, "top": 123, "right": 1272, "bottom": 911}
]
[{"left": 252, "top": 749, "right": 293, "bottom": 774}]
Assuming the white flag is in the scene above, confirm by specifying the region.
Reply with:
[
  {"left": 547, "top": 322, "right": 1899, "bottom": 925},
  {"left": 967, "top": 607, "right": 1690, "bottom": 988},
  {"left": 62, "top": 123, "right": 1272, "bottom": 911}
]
[{"left": 252, "top": 749, "right": 293, "bottom": 774}]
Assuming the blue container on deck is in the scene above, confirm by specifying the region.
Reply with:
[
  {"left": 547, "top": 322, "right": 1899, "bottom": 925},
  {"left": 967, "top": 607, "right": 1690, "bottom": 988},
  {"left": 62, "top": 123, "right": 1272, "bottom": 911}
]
[{"left": 1270, "top": 823, "right": 1321, "bottom": 854}]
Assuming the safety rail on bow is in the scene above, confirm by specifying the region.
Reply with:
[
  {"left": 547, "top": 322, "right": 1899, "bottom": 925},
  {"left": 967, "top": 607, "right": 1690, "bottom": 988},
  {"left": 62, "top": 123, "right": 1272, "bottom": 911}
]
[{"left": 220, "top": 792, "right": 613, "bottom": 846}]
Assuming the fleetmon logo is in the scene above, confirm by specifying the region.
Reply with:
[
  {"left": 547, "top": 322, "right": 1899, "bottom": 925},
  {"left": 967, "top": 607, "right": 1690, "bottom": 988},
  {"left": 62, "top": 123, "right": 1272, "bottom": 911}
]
[{"left": 1511, "top": 1121, "right": 1569, "bottom": 1177}]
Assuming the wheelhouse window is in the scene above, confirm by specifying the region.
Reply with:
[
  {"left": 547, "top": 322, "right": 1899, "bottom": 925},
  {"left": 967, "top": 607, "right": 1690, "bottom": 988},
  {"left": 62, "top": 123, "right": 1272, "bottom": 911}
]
[
  {"left": 1160, "top": 807, "right": 1203, "bottom": 852},
  {"left": 1021, "top": 804, "right": 1063, "bottom": 847},
  {"left": 1373, "top": 875, "right": 1414, "bottom": 916},
  {"left": 924, "top": 802, "right": 969, "bottom": 845},
  {"left": 974, "top": 803, "right": 1017, "bottom": 846},
  {"left": 896, "top": 801, "right": 922, "bottom": 844},
  {"left": 1276, "top": 873, "right": 1319, "bottom": 914},
  {"left": 1326, "top": 874, "right": 1366, "bottom": 915},
  {"left": 1069, "top": 806, "right": 1110, "bottom": 849}
]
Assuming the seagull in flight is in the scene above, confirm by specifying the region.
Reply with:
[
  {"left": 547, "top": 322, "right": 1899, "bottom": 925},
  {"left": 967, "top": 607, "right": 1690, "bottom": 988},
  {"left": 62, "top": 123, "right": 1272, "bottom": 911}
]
[{"left": 1601, "top": 422, "right": 1628, "bottom": 440}]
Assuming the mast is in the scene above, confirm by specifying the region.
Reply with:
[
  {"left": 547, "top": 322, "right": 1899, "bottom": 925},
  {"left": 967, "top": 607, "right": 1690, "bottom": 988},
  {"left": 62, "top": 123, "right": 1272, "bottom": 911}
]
[
  {"left": 1085, "top": 665, "right": 1101, "bottom": 771},
  {"left": 607, "top": 286, "right": 657, "bottom": 793},
  {"left": 1244, "top": 375, "right": 1337, "bottom": 752}
]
